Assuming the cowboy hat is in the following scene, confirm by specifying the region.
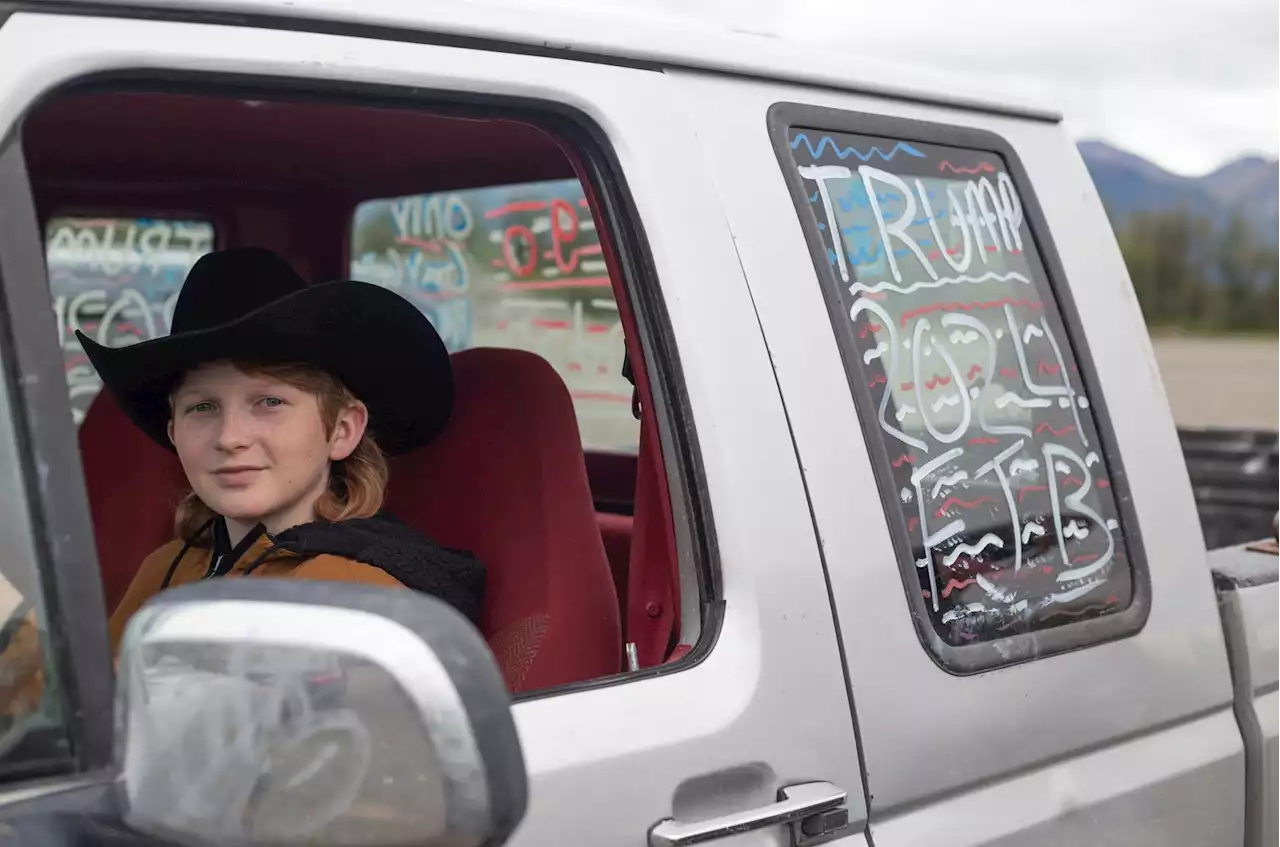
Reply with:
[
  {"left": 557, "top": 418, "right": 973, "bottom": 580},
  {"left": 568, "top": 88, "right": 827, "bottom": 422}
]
[{"left": 77, "top": 247, "right": 454, "bottom": 456}]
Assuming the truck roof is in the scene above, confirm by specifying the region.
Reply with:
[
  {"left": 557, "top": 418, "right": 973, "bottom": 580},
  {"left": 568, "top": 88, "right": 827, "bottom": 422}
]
[{"left": 22, "top": 0, "right": 1063, "bottom": 122}]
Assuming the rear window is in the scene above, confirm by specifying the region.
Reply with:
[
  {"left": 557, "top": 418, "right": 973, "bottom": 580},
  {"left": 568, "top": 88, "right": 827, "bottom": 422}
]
[
  {"left": 46, "top": 216, "right": 214, "bottom": 425},
  {"left": 349, "top": 179, "right": 638, "bottom": 454},
  {"left": 773, "top": 112, "right": 1146, "bottom": 661}
]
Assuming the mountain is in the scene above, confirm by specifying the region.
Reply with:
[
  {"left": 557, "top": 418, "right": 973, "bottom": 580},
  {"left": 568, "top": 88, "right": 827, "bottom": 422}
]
[{"left": 1078, "top": 141, "right": 1279, "bottom": 244}]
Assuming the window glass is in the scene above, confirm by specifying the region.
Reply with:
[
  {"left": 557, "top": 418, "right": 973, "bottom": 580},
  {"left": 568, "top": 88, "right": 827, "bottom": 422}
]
[
  {"left": 781, "top": 127, "right": 1137, "bottom": 647},
  {"left": 349, "top": 180, "right": 638, "bottom": 454},
  {"left": 45, "top": 216, "right": 214, "bottom": 425}
]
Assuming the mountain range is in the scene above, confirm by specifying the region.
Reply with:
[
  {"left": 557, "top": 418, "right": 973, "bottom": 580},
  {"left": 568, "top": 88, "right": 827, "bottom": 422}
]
[{"left": 1078, "top": 141, "right": 1279, "bottom": 245}]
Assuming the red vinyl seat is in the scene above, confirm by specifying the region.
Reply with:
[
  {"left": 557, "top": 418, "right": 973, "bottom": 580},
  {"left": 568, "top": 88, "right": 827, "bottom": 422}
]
[
  {"left": 78, "top": 389, "right": 188, "bottom": 612},
  {"left": 388, "top": 347, "right": 622, "bottom": 692}
]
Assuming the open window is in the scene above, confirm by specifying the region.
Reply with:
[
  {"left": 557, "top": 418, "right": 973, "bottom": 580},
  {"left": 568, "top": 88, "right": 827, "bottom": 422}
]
[{"left": 19, "top": 84, "right": 703, "bottom": 700}]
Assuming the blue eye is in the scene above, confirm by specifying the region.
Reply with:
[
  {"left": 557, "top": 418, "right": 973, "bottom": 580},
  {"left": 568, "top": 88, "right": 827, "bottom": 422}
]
[
  {"left": 186, "top": 402, "right": 215, "bottom": 414},
  {"left": 261, "top": 396, "right": 285, "bottom": 408}
]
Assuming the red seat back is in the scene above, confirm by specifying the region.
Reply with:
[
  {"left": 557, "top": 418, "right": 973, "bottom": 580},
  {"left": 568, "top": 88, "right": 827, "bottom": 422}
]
[
  {"left": 387, "top": 347, "right": 621, "bottom": 692},
  {"left": 78, "top": 389, "right": 188, "bottom": 612}
]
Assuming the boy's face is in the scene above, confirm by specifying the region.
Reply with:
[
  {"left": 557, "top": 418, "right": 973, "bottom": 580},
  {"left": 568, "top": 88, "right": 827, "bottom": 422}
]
[{"left": 168, "top": 362, "right": 364, "bottom": 537}]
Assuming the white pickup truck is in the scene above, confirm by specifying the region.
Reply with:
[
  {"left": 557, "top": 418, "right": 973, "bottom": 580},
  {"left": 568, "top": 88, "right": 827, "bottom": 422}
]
[{"left": 0, "top": 3, "right": 1273, "bottom": 846}]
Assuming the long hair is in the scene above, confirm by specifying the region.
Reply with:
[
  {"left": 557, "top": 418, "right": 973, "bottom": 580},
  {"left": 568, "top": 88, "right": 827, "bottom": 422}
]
[{"left": 173, "top": 362, "right": 389, "bottom": 541}]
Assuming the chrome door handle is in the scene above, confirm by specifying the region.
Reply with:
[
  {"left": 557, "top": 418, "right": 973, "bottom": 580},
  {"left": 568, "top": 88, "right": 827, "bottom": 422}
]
[{"left": 649, "top": 780, "right": 848, "bottom": 846}]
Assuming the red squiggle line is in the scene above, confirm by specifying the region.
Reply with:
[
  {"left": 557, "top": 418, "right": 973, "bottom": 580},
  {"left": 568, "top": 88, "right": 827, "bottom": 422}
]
[
  {"left": 925, "top": 374, "right": 953, "bottom": 389},
  {"left": 999, "top": 368, "right": 1019, "bottom": 379},
  {"left": 942, "top": 577, "right": 977, "bottom": 597},
  {"left": 1097, "top": 479, "right": 1110, "bottom": 488},
  {"left": 484, "top": 200, "right": 548, "bottom": 218},
  {"left": 936, "top": 496, "right": 993, "bottom": 516},
  {"left": 900, "top": 381, "right": 915, "bottom": 391},
  {"left": 939, "top": 160, "right": 996, "bottom": 175},
  {"left": 1070, "top": 554, "right": 1099, "bottom": 564},
  {"left": 1017, "top": 485, "right": 1048, "bottom": 502},
  {"left": 1062, "top": 475, "right": 1084, "bottom": 487},
  {"left": 900, "top": 298, "right": 1045, "bottom": 326},
  {"left": 396, "top": 236, "right": 444, "bottom": 253},
  {"left": 1035, "top": 422, "right": 1076, "bottom": 437},
  {"left": 1037, "top": 360, "right": 1062, "bottom": 376},
  {"left": 969, "top": 436, "right": 1000, "bottom": 446},
  {"left": 858, "top": 321, "right": 884, "bottom": 338},
  {"left": 967, "top": 364, "right": 984, "bottom": 380},
  {"left": 891, "top": 454, "right": 915, "bottom": 468},
  {"left": 869, "top": 374, "right": 887, "bottom": 389},
  {"left": 906, "top": 517, "right": 920, "bottom": 532},
  {"left": 501, "top": 277, "right": 611, "bottom": 292}
]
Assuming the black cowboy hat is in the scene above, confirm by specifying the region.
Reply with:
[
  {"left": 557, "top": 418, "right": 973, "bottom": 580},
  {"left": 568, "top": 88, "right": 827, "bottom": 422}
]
[{"left": 77, "top": 247, "right": 453, "bottom": 456}]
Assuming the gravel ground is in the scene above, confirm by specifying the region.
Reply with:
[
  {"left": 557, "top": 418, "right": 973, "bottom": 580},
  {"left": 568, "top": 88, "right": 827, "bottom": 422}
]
[{"left": 1151, "top": 335, "right": 1278, "bottom": 431}]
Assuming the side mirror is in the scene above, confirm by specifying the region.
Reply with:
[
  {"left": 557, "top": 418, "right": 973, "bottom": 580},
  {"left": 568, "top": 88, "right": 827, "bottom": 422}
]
[{"left": 114, "top": 579, "right": 526, "bottom": 847}]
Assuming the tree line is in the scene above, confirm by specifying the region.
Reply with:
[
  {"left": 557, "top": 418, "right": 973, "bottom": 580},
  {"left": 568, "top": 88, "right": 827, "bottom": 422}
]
[{"left": 1113, "top": 210, "right": 1278, "bottom": 333}]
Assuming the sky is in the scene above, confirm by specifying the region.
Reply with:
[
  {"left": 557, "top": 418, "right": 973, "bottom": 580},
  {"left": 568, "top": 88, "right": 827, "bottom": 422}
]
[{"left": 535, "top": 0, "right": 1279, "bottom": 177}]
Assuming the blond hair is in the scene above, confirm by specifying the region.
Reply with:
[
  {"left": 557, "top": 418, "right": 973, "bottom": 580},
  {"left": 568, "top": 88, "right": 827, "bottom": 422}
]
[{"left": 173, "top": 362, "right": 388, "bottom": 541}]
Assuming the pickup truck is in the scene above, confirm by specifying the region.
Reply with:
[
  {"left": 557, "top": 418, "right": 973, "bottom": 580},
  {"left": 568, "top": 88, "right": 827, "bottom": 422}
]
[{"left": 0, "top": 2, "right": 1273, "bottom": 846}]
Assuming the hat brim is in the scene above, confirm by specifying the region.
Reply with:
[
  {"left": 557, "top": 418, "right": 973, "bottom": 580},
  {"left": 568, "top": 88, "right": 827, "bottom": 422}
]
[{"left": 78, "top": 281, "right": 454, "bottom": 456}]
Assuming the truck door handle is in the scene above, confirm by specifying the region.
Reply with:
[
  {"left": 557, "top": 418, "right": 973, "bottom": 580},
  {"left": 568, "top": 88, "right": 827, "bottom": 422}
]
[{"left": 649, "top": 780, "right": 849, "bottom": 846}]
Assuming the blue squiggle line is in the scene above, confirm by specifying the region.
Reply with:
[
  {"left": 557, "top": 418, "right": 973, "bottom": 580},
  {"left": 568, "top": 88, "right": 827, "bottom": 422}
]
[
  {"left": 791, "top": 133, "right": 926, "bottom": 163},
  {"left": 809, "top": 191, "right": 819, "bottom": 203},
  {"left": 849, "top": 245, "right": 882, "bottom": 265},
  {"left": 837, "top": 190, "right": 904, "bottom": 213},
  {"left": 841, "top": 224, "right": 870, "bottom": 234},
  {"left": 828, "top": 246, "right": 886, "bottom": 273}
]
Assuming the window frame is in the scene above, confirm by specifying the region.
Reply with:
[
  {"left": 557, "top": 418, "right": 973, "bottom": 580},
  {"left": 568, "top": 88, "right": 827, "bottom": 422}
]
[
  {"left": 0, "top": 130, "right": 116, "bottom": 778},
  {"left": 21, "top": 70, "right": 722, "bottom": 702},
  {"left": 766, "top": 101, "right": 1152, "bottom": 674}
]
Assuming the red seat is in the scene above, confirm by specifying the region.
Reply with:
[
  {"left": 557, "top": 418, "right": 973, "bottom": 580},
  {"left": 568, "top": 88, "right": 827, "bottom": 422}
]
[
  {"left": 388, "top": 347, "right": 622, "bottom": 692},
  {"left": 78, "top": 389, "right": 188, "bottom": 612}
]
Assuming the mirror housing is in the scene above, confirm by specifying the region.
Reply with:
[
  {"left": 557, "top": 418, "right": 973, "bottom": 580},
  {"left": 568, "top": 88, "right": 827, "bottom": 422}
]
[{"left": 113, "top": 579, "right": 526, "bottom": 847}]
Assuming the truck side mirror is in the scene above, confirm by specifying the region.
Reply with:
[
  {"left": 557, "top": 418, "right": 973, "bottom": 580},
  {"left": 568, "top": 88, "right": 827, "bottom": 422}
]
[{"left": 114, "top": 579, "right": 527, "bottom": 847}]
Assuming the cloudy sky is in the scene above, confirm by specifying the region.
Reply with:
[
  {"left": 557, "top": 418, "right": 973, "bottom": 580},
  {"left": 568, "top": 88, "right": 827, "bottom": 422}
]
[{"left": 542, "top": 0, "right": 1278, "bottom": 176}]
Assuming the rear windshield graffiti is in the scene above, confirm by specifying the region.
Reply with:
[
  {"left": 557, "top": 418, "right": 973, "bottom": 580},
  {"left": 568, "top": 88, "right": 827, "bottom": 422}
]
[
  {"left": 785, "top": 129, "right": 1135, "bottom": 645},
  {"left": 350, "top": 179, "right": 637, "bottom": 453},
  {"left": 46, "top": 217, "right": 214, "bottom": 426}
]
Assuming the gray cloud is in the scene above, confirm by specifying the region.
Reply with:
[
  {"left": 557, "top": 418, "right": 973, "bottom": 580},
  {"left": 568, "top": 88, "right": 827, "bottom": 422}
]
[{"left": 566, "top": 0, "right": 1278, "bottom": 174}]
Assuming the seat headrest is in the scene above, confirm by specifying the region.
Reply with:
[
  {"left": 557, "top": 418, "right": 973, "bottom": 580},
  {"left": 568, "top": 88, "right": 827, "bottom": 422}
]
[{"left": 387, "top": 346, "right": 620, "bottom": 690}]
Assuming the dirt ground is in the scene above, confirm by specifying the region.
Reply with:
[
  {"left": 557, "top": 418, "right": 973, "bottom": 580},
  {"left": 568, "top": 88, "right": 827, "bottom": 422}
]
[{"left": 1151, "top": 335, "right": 1278, "bottom": 431}]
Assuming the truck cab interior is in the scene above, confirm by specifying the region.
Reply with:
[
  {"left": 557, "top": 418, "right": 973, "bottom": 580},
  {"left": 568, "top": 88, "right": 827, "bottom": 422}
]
[{"left": 22, "top": 83, "right": 696, "bottom": 695}]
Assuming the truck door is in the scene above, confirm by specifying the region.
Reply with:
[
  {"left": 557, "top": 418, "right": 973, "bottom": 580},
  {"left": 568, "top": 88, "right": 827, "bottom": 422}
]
[
  {"left": 0, "top": 9, "right": 870, "bottom": 845},
  {"left": 677, "top": 70, "right": 1246, "bottom": 846}
]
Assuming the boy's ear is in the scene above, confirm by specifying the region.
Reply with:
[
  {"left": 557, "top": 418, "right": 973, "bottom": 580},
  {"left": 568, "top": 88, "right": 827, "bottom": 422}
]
[{"left": 329, "top": 401, "right": 369, "bottom": 462}]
